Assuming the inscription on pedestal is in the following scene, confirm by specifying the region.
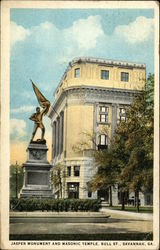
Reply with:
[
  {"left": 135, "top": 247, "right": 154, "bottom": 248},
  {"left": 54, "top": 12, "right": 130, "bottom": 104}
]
[{"left": 27, "top": 172, "right": 48, "bottom": 185}]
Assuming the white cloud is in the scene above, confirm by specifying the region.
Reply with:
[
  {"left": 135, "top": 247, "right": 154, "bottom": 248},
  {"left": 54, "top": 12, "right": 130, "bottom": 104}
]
[
  {"left": 66, "top": 15, "right": 104, "bottom": 51},
  {"left": 40, "top": 21, "right": 54, "bottom": 30},
  {"left": 11, "top": 105, "right": 35, "bottom": 114},
  {"left": 10, "top": 21, "right": 30, "bottom": 47},
  {"left": 114, "top": 16, "right": 154, "bottom": 44},
  {"left": 11, "top": 15, "right": 154, "bottom": 86},
  {"left": 10, "top": 16, "right": 104, "bottom": 74},
  {"left": 10, "top": 119, "right": 26, "bottom": 137}
]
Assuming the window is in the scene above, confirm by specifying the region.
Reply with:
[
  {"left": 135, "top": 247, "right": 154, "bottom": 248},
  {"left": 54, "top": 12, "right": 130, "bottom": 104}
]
[
  {"left": 67, "top": 166, "right": 71, "bottom": 177},
  {"left": 88, "top": 191, "right": 92, "bottom": 198},
  {"left": 101, "top": 70, "right": 109, "bottom": 80},
  {"left": 146, "top": 195, "right": 151, "bottom": 205},
  {"left": 75, "top": 68, "right": 80, "bottom": 78},
  {"left": 74, "top": 166, "right": 80, "bottom": 176},
  {"left": 121, "top": 72, "right": 129, "bottom": 82},
  {"left": 57, "top": 117, "right": 60, "bottom": 155},
  {"left": 99, "top": 106, "right": 109, "bottom": 123},
  {"left": 99, "top": 134, "right": 108, "bottom": 145},
  {"left": 53, "top": 121, "right": 56, "bottom": 157},
  {"left": 100, "top": 114, "right": 108, "bottom": 123},
  {"left": 60, "top": 111, "right": 64, "bottom": 154},
  {"left": 98, "top": 134, "right": 108, "bottom": 150},
  {"left": 100, "top": 106, "right": 107, "bottom": 112},
  {"left": 119, "top": 108, "right": 126, "bottom": 121}
]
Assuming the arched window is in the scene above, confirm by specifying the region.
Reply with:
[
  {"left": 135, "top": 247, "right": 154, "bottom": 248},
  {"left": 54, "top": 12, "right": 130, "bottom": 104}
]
[
  {"left": 98, "top": 134, "right": 108, "bottom": 150},
  {"left": 119, "top": 108, "right": 126, "bottom": 122}
]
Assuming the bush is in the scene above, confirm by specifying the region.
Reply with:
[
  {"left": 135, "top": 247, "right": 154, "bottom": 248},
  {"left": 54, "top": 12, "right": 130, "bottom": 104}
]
[{"left": 10, "top": 198, "right": 101, "bottom": 212}]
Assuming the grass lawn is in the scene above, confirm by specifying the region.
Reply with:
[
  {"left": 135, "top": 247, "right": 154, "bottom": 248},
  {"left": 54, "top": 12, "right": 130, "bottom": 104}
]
[{"left": 108, "top": 206, "right": 153, "bottom": 213}]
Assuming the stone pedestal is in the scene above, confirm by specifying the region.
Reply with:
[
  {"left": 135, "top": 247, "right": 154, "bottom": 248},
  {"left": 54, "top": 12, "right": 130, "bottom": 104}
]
[{"left": 20, "top": 142, "right": 54, "bottom": 198}]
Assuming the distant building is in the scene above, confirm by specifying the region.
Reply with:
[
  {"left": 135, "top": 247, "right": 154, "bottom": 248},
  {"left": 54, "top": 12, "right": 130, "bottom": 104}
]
[{"left": 49, "top": 57, "right": 152, "bottom": 205}]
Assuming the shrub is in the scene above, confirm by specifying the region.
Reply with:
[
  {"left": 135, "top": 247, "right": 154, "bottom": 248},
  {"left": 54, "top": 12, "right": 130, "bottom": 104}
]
[
  {"left": 10, "top": 198, "right": 101, "bottom": 212},
  {"left": 63, "top": 199, "right": 70, "bottom": 212},
  {"left": 10, "top": 197, "right": 19, "bottom": 210}
]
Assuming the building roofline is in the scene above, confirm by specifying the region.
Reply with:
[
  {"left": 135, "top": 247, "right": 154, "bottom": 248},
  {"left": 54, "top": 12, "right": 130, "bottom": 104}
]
[
  {"left": 54, "top": 57, "right": 146, "bottom": 96},
  {"left": 70, "top": 57, "right": 146, "bottom": 68}
]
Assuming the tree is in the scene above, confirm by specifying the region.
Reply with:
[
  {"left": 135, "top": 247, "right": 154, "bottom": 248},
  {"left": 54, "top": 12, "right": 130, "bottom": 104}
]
[
  {"left": 71, "top": 74, "right": 153, "bottom": 210},
  {"left": 10, "top": 162, "right": 23, "bottom": 198},
  {"left": 73, "top": 128, "right": 117, "bottom": 205},
  {"left": 89, "top": 148, "right": 117, "bottom": 206},
  {"left": 113, "top": 74, "right": 154, "bottom": 211},
  {"left": 51, "top": 163, "right": 66, "bottom": 199},
  {"left": 89, "top": 74, "right": 154, "bottom": 211},
  {"left": 111, "top": 124, "right": 130, "bottom": 210}
]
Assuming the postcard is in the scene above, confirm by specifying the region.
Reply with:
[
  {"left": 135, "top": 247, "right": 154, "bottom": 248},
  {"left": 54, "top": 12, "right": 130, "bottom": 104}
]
[{"left": 0, "top": 1, "right": 159, "bottom": 249}]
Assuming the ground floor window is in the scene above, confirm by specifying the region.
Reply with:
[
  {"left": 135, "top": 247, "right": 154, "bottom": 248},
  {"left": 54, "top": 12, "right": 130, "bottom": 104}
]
[
  {"left": 74, "top": 166, "right": 80, "bottom": 176},
  {"left": 97, "top": 189, "right": 109, "bottom": 202},
  {"left": 146, "top": 194, "right": 152, "bottom": 205},
  {"left": 67, "top": 182, "right": 79, "bottom": 199},
  {"left": 67, "top": 166, "right": 71, "bottom": 176},
  {"left": 88, "top": 191, "right": 92, "bottom": 198}
]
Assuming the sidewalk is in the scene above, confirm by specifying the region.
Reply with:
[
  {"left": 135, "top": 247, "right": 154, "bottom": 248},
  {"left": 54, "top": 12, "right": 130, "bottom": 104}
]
[
  {"left": 10, "top": 209, "right": 153, "bottom": 221},
  {"left": 100, "top": 207, "right": 153, "bottom": 221},
  {"left": 10, "top": 211, "right": 109, "bottom": 217},
  {"left": 10, "top": 211, "right": 110, "bottom": 223},
  {"left": 10, "top": 210, "right": 152, "bottom": 239}
]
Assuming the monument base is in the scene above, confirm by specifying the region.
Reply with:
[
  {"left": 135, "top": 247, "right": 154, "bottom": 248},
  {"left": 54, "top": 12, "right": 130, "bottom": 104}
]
[{"left": 20, "top": 142, "right": 54, "bottom": 198}]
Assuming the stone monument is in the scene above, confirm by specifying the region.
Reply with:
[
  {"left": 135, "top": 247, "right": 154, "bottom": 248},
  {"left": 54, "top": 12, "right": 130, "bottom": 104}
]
[{"left": 20, "top": 81, "right": 54, "bottom": 198}]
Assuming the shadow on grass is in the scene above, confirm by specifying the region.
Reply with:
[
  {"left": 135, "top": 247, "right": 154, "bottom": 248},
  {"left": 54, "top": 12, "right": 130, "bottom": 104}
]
[{"left": 10, "top": 233, "right": 153, "bottom": 241}]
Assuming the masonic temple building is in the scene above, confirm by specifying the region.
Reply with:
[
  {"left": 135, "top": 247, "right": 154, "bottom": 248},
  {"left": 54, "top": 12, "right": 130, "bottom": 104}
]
[{"left": 48, "top": 57, "right": 152, "bottom": 206}]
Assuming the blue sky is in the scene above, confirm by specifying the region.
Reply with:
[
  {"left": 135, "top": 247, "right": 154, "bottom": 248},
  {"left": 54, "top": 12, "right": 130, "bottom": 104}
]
[{"left": 10, "top": 8, "right": 154, "bottom": 162}]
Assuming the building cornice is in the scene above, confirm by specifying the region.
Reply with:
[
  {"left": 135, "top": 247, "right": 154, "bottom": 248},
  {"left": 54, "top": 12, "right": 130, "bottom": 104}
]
[
  {"left": 65, "top": 85, "right": 142, "bottom": 95},
  {"left": 49, "top": 85, "right": 142, "bottom": 119}
]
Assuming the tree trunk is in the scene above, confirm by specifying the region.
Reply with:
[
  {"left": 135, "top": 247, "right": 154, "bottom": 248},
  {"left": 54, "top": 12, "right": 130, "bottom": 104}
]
[
  {"left": 60, "top": 181, "right": 62, "bottom": 199},
  {"left": 109, "top": 186, "right": 112, "bottom": 207},
  {"left": 136, "top": 190, "right": 140, "bottom": 212},
  {"left": 121, "top": 192, "right": 125, "bottom": 210},
  {"left": 134, "top": 191, "right": 136, "bottom": 207},
  {"left": 57, "top": 190, "right": 59, "bottom": 200}
]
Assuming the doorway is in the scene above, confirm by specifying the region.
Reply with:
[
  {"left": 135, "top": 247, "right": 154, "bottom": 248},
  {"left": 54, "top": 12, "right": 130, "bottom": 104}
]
[{"left": 67, "top": 182, "right": 79, "bottom": 199}]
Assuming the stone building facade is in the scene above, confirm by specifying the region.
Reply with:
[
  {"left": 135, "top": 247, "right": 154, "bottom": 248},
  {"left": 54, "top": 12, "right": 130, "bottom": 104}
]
[{"left": 49, "top": 57, "right": 152, "bottom": 205}]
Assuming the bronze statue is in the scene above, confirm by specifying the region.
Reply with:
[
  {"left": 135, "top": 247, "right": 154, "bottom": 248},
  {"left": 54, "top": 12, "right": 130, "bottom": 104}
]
[{"left": 30, "top": 80, "right": 50, "bottom": 143}]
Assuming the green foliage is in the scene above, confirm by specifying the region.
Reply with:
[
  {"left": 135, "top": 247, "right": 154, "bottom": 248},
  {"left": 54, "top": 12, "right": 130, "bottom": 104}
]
[
  {"left": 51, "top": 163, "right": 66, "bottom": 199},
  {"left": 90, "top": 148, "right": 117, "bottom": 190},
  {"left": 10, "top": 198, "right": 101, "bottom": 212},
  {"left": 117, "top": 74, "right": 154, "bottom": 194},
  {"left": 89, "top": 74, "right": 154, "bottom": 210},
  {"left": 10, "top": 164, "right": 23, "bottom": 198}
]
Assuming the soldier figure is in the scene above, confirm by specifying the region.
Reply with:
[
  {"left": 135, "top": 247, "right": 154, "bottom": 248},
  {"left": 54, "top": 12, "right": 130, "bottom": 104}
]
[
  {"left": 29, "top": 80, "right": 50, "bottom": 142},
  {"left": 30, "top": 107, "right": 45, "bottom": 142}
]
